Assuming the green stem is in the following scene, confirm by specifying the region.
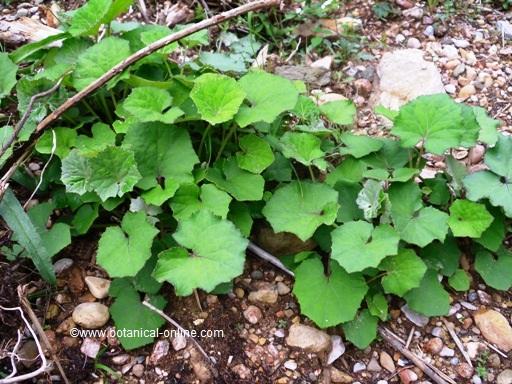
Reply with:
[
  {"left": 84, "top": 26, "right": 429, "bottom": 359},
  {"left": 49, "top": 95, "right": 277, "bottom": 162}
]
[
  {"left": 82, "top": 100, "right": 101, "bottom": 120},
  {"left": 215, "top": 124, "right": 236, "bottom": 162},
  {"left": 98, "top": 92, "right": 113, "bottom": 123},
  {"left": 198, "top": 124, "right": 212, "bottom": 159},
  {"left": 415, "top": 146, "right": 424, "bottom": 169},
  {"left": 308, "top": 165, "right": 316, "bottom": 181}
]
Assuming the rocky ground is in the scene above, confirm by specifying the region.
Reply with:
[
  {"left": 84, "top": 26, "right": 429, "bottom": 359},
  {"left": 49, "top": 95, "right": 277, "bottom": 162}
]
[{"left": 2, "top": 0, "right": 512, "bottom": 383}]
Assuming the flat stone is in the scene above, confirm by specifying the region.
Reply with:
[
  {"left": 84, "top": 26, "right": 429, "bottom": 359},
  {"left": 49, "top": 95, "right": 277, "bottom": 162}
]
[
  {"left": 401, "top": 304, "right": 429, "bottom": 327},
  {"left": 248, "top": 284, "right": 278, "bottom": 304},
  {"left": 276, "top": 282, "right": 291, "bottom": 295},
  {"left": 497, "top": 20, "right": 512, "bottom": 39},
  {"left": 284, "top": 360, "right": 297, "bottom": 370},
  {"left": 172, "top": 334, "right": 187, "bottom": 351},
  {"left": 440, "top": 346, "right": 455, "bottom": 357},
  {"left": 367, "top": 357, "right": 381, "bottom": 372},
  {"left": 84, "top": 276, "right": 111, "bottom": 299},
  {"left": 497, "top": 369, "right": 512, "bottom": 384},
  {"left": 53, "top": 258, "right": 73, "bottom": 274},
  {"left": 275, "top": 65, "right": 330, "bottom": 87},
  {"left": 132, "top": 364, "right": 144, "bottom": 377},
  {"left": 285, "top": 323, "right": 331, "bottom": 353},
  {"left": 80, "top": 338, "right": 101, "bottom": 358},
  {"left": 150, "top": 340, "right": 170, "bottom": 364},
  {"left": 373, "top": 49, "right": 445, "bottom": 110},
  {"left": 353, "top": 362, "right": 366, "bottom": 373},
  {"left": 474, "top": 309, "right": 512, "bottom": 352},
  {"left": 380, "top": 351, "right": 395, "bottom": 373},
  {"left": 327, "top": 335, "right": 345, "bottom": 365},
  {"left": 407, "top": 37, "right": 421, "bottom": 49},
  {"left": 330, "top": 367, "right": 353, "bottom": 383},
  {"left": 72, "top": 303, "right": 109, "bottom": 329}
]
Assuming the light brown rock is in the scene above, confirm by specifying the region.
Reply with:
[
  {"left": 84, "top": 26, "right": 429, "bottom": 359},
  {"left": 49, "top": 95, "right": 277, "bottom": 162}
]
[
  {"left": 84, "top": 276, "right": 111, "bottom": 299},
  {"left": 474, "top": 310, "right": 512, "bottom": 352},
  {"left": 330, "top": 367, "right": 353, "bottom": 383},
  {"left": 458, "top": 84, "right": 476, "bottom": 100},
  {"left": 248, "top": 284, "right": 278, "bottom": 304},
  {"left": 380, "top": 351, "right": 396, "bottom": 372},
  {"left": 243, "top": 305, "right": 263, "bottom": 324},
  {"left": 285, "top": 323, "right": 331, "bottom": 353},
  {"left": 72, "top": 302, "right": 109, "bottom": 329}
]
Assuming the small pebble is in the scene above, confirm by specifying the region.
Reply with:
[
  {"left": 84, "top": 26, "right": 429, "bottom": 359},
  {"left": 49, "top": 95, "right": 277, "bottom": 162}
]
[
  {"left": 353, "top": 362, "right": 366, "bottom": 373},
  {"left": 284, "top": 360, "right": 297, "bottom": 371},
  {"left": 440, "top": 346, "right": 455, "bottom": 357}
]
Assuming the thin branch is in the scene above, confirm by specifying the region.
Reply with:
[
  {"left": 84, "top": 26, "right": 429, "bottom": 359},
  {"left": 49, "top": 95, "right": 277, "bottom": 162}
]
[
  {"left": 482, "top": 340, "right": 508, "bottom": 358},
  {"left": 405, "top": 326, "right": 415, "bottom": 349},
  {"left": 247, "top": 242, "right": 294, "bottom": 276},
  {"left": 142, "top": 299, "right": 218, "bottom": 378},
  {"left": 0, "top": 306, "right": 48, "bottom": 384},
  {"left": 137, "top": 0, "right": 151, "bottom": 23},
  {"left": 0, "top": 77, "right": 63, "bottom": 159},
  {"left": 18, "top": 287, "right": 71, "bottom": 384},
  {"left": 378, "top": 326, "right": 455, "bottom": 384},
  {"left": 442, "top": 319, "right": 473, "bottom": 367},
  {"left": 4, "top": 330, "right": 22, "bottom": 380}
]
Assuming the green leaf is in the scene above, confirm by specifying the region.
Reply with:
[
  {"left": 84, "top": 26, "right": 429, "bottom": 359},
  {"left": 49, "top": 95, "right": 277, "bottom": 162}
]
[
  {"left": 10, "top": 33, "right": 68, "bottom": 64},
  {"left": 71, "top": 204, "right": 99, "bottom": 235},
  {"left": 142, "top": 180, "right": 179, "bottom": 206},
  {"left": 333, "top": 182, "right": 364, "bottom": 223},
  {"left": 110, "top": 278, "right": 166, "bottom": 350},
  {"left": 69, "top": 0, "right": 112, "bottom": 36},
  {"left": 73, "top": 37, "right": 131, "bottom": 91},
  {"left": 171, "top": 183, "right": 232, "bottom": 220},
  {"left": 342, "top": 309, "right": 378, "bottom": 349},
  {"left": 199, "top": 52, "right": 246, "bottom": 73},
  {"left": 76, "top": 122, "right": 116, "bottom": 153},
  {"left": 361, "top": 138, "right": 410, "bottom": 170},
  {"left": 319, "top": 99, "right": 356, "bottom": 125},
  {"left": 367, "top": 293, "right": 388, "bottom": 321},
  {"left": 36, "top": 127, "right": 77, "bottom": 159},
  {"left": 139, "top": 25, "right": 178, "bottom": 54},
  {"left": 279, "top": 132, "right": 326, "bottom": 169},
  {"left": 97, "top": 212, "right": 159, "bottom": 277},
  {"left": 473, "top": 106, "right": 499, "bottom": 146},
  {"left": 0, "top": 189, "right": 55, "bottom": 284},
  {"left": 118, "top": 87, "right": 183, "bottom": 124},
  {"left": 236, "top": 134, "right": 274, "bottom": 174},
  {"left": 391, "top": 94, "right": 474, "bottom": 155},
  {"left": 448, "top": 269, "right": 471, "bottom": 291},
  {"left": 190, "top": 73, "right": 246, "bottom": 125},
  {"left": 293, "top": 258, "right": 368, "bottom": 328},
  {"left": 380, "top": 249, "right": 427, "bottom": 296},
  {"left": 404, "top": 269, "right": 450, "bottom": 316},
  {"left": 206, "top": 158, "right": 264, "bottom": 201},
  {"left": 0, "top": 53, "right": 18, "bottom": 101},
  {"left": 445, "top": 155, "right": 468, "bottom": 195},
  {"left": 339, "top": 133, "right": 383, "bottom": 158},
  {"left": 104, "top": 0, "right": 134, "bottom": 25},
  {"left": 227, "top": 201, "right": 253, "bottom": 237},
  {"left": 420, "top": 237, "right": 460, "bottom": 276},
  {"left": 235, "top": 71, "right": 299, "bottom": 127},
  {"left": 448, "top": 200, "right": 493, "bottom": 238},
  {"left": 331, "top": 221, "right": 399, "bottom": 273},
  {"left": 326, "top": 157, "right": 365, "bottom": 185},
  {"left": 61, "top": 147, "right": 141, "bottom": 201},
  {"left": 356, "top": 179, "right": 384, "bottom": 220},
  {"left": 123, "top": 122, "right": 198, "bottom": 189},
  {"left": 153, "top": 210, "right": 248, "bottom": 295},
  {"left": 424, "top": 175, "right": 450, "bottom": 205},
  {"left": 475, "top": 207, "right": 505, "bottom": 252},
  {"left": 475, "top": 248, "right": 512, "bottom": 290},
  {"left": 263, "top": 153, "right": 293, "bottom": 182},
  {"left": 389, "top": 182, "right": 449, "bottom": 247},
  {"left": 262, "top": 181, "right": 339, "bottom": 241},
  {"left": 464, "top": 171, "right": 512, "bottom": 217}
]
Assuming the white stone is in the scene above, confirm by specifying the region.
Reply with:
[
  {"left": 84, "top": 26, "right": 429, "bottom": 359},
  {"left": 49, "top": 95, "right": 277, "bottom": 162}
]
[
  {"left": 84, "top": 276, "right": 111, "bottom": 299},
  {"left": 441, "top": 45, "right": 459, "bottom": 59},
  {"left": 53, "top": 258, "right": 73, "bottom": 274},
  {"left": 373, "top": 49, "right": 445, "bottom": 110},
  {"left": 72, "top": 303, "right": 109, "bottom": 329},
  {"left": 440, "top": 346, "right": 455, "bottom": 357},
  {"left": 172, "top": 334, "right": 187, "bottom": 351},
  {"left": 80, "top": 338, "right": 101, "bottom": 358},
  {"left": 407, "top": 37, "right": 421, "bottom": 49},
  {"left": 284, "top": 360, "right": 298, "bottom": 370},
  {"left": 444, "top": 84, "right": 456, "bottom": 94},
  {"left": 327, "top": 335, "right": 345, "bottom": 365},
  {"left": 401, "top": 304, "right": 429, "bottom": 327},
  {"left": 285, "top": 323, "right": 331, "bottom": 353},
  {"left": 353, "top": 362, "right": 366, "bottom": 373}
]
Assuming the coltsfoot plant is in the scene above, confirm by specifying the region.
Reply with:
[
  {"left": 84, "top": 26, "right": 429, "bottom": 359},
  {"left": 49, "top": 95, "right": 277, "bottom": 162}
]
[{"left": 0, "top": 0, "right": 511, "bottom": 350}]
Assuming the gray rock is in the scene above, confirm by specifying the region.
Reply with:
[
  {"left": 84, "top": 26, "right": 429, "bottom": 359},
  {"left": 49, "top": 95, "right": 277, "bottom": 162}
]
[
  {"left": 441, "top": 44, "right": 459, "bottom": 59},
  {"left": 440, "top": 346, "right": 455, "bottom": 357},
  {"left": 497, "top": 369, "right": 512, "bottom": 384},
  {"left": 15, "top": 8, "right": 28, "bottom": 18},
  {"left": 172, "top": 334, "right": 187, "bottom": 351},
  {"left": 53, "top": 258, "right": 73, "bottom": 274},
  {"left": 80, "top": 338, "right": 101, "bottom": 358},
  {"left": 353, "top": 362, "right": 366, "bottom": 373},
  {"left": 367, "top": 357, "right": 381, "bottom": 372},
  {"left": 497, "top": 20, "right": 512, "bottom": 39},
  {"left": 444, "top": 84, "right": 456, "bottom": 94},
  {"left": 284, "top": 360, "right": 297, "bottom": 370},
  {"left": 285, "top": 323, "right": 331, "bottom": 353},
  {"left": 150, "top": 340, "right": 169, "bottom": 364},
  {"left": 275, "top": 65, "right": 331, "bottom": 87},
  {"left": 401, "top": 304, "right": 430, "bottom": 327},
  {"left": 276, "top": 281, "right": 291, "bottom": 295},
  {"left": 453, "top": 38, "right": 470, "bottom": 48},
  {"left": 372, "top": 49, "right": 445, "bottom": 110},
  {"left": 424, "top": 26, "right": 435, "bottom": 36},
  {"left": 407, "top": 37, "right": 421, "bottom": 49},
  {"left": 72, "top": 303, "right": 109, "bottom": 329},
  {"left": 403, "top": 6, "right": 423, "bottom": 19},
  {"left": 472, "top": 375, "right": 482, "bottom": 384},
  {"left": 327, "top": 335, "right": 345, "bottom": 365},
  {"left": 431, "top": 326, "right": 445, "bottom": 338}
]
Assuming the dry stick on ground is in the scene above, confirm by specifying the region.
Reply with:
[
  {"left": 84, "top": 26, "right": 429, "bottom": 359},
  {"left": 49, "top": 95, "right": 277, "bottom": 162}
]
[
  {"left": 0, "top": 77, "right": 63, "bottom": 159},
  {"left": 441, "top": 318, "right": 473, "bottom": 367},
  {"left": 0, "top": 0, "right": 281, "bottom": 196},
  {"left": 141, "top": 300, "right": 219, "bottom": 377},
  {"left": 0, "top": 305, "right": 48, "bottom": 384},
  {"left": 247, "top": 242, "right": 294, "bottom": 276},
  {"left": 18, "top": 287, "right": 71, "bottom": 384},
  {"left": 378, "top": 326, "right": 456, "bottom": 384}
]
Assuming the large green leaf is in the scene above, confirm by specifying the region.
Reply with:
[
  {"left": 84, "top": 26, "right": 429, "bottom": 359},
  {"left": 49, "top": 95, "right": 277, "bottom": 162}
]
[
  {"left": 236, "top": 134, "right": 274, "bottom": 174},
  {"left": 342, "top": 309, "right": 378, "bottom": 349},
  {"left": 319, "top": 99, "right": 356, "bottom": 125},
  {"left": 118, "top": 87, "right": 183, "bottom": 124},
  {"left": 420, "top": 237, "right": 460, "bottom": 276},
  {"left": 448, "top": 199, "right": 493, "bottom": 238},
  {"left": 475, "top": 248, "right": 512, "bottom": 290},
  {"left": 68, "top": 0, "right": 112, "bottom": 36},
  {"left": 235, "top": 71, "right": 299, "bottom": 127},
  {"left": 0, "top": 189, "right": 56, "bottom": 284},
  {"left": 170, "top": 183, "right": 232, "bottom": 220},
  {"left": 61, "top": 147, "right": 141, "bottom": 201},
  {"left": 448, "top": 269, "right": 471, "bottom": 291},
  {"left": 262, "top": 181, "right": 339, "bottom": 241},
  {"left": 356, "top": 179, "right": 384, "bottom": 220},
  {"left": 380, "top": 249, "right": 427, "bottom": 296},
  {"left": 97, "top": 212, "right": 158, "bottom": 277},
  {"left": 206, "top": 158, "right": 264, "bottom": 201},
  {"left": 190, "top": 73, "right": 246, "bottom": 125},
  {"left": 123, "top": 122, "right": 198, "bottom": 190},
  {"left": 279, "top": 132, "right": 326, "bottom": 170},
  {"left": 331, "top": 221, "right": 399, "bottom": 273},
  {"left": 73, "top": 37, "right": 131, "bottom": 90},
  {"left": 389, "top": 182, "right": 448, "bottom": 246},
  {"left": 0, "top": 53, "right": 17, "bottom": 101},
  {"left": 293, "top": 258, "right": 368, "bottom": 328},
  {"left": 475, "top": 207, "right": 505, "bottom": 252},
  {"left": 110, "top": 278, "right": 166, "bottom": 350},
  {"left": 391, "top": 94, "right": 476, "bottom": 155},
  {"left": 339, "top": 133, "right": 383, "bottom": 158},
  {"left": 473, "top": 106, "right": 499, "bottom": 146},
  {"left": 153, "top": 210, "right": 248, "bottom": 295},
  {"left": 404, "top": 269, "right": 450, "bottom": 316}
]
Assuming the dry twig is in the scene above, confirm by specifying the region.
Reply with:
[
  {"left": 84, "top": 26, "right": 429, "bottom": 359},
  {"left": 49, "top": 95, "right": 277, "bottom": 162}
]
[
  {"left": 442, "top": 318, "right": 473, "bottom": 367},
  {"left": 247, "top": 241, "right": 294, "bottom": 276}
]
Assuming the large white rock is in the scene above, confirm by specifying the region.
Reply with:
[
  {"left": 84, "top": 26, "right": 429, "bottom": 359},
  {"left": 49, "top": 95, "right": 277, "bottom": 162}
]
[
  {"left": 72, "top": 303, "right": 109, "bottom": 329},
  {"left": 373, "top": 49, "right": 445, "bottom": 110}
]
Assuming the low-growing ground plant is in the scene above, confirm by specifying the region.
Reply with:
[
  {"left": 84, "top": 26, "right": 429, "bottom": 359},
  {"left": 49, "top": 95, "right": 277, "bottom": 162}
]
[{"left": 0, "top": 0, "right": 511, "bottom": 352}]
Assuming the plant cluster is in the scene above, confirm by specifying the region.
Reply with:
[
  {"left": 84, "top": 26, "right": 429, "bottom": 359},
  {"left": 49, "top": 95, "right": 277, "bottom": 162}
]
[{"left": 1, "top": 0, "right": 511, "bottom": 350}]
